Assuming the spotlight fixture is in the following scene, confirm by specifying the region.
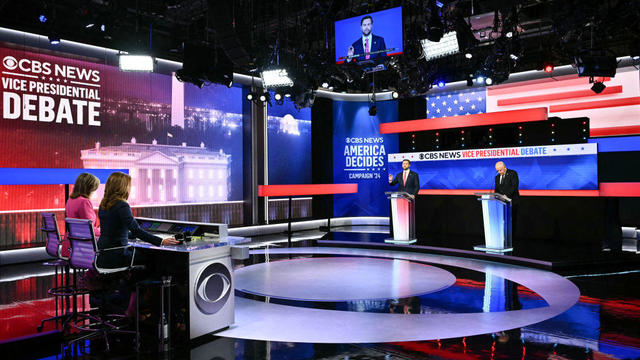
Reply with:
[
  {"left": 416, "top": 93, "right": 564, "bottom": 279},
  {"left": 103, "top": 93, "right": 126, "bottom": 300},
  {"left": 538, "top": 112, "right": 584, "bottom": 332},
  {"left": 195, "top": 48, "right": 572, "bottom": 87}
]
[
  {"left": 591, "top": 81, "right": 606, "bottom": 94},
  {"left": 48, "top": 35, "right": 60, "bottom": 45},
  {"left": 421, "top": 31, "right": 459, "bottom": 61},
  {"left": 246, "top": 92, "right": 255, "bottom": 101},
  {"left": 119, "top": 54, "right": 154, "bottom": 72},
  {"left": 100, "top": 24, "right": 106, "bottom": 32},
  {"left": 485, "top": 77, "right": 493, "bottom": 85},
  {"left": 543, "top": 63, "right": 554, "bottom": 74},
  {"left": 436, "top": 80, "right": 445, "bottom": 88},
  {"left": 39, "top": 15, "right": 47, "bottom": 23},
  {"left": 321, "top": 82, "right": 329, "bottom": 88},
  {"left": 574, "top": 54, "right": 617, "bottom": 77},
  {"left": 368, "top": 104, "right": 377, "bottom": 116},
  {"left": 259, "top": 94, "right": 267, "bottom": 102},
  {"left": 261, "top": 69, "right": 294, "bottom": 88},
  {"left": 476, "top": 76, "right": 485, "bottom": 84},
  {"left": 274, "top": 93, "right": 283, "bottom": 101},
  {"left": 391, "top": 91, "right": 399, "bottom": 99},
  {"left": 465, "top": 52, "right": 473, "bottom": 59}
]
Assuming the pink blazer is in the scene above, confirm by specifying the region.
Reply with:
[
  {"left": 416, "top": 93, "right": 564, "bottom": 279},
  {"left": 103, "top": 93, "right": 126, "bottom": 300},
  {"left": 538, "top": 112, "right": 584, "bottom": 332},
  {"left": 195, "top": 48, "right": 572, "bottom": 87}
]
[{"left": 65, "top": 196, "right": 100, "bottom": 237}]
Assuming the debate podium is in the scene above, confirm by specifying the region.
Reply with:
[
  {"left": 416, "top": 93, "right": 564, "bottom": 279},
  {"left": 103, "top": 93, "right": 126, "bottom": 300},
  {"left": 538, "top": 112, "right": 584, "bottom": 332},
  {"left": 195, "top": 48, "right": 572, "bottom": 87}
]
[
  {"left": 474, "top": 192, "right": 513, "bottom": 252},
  {"left": 385, "top": 191, "right": 417, "bottom": 244}
]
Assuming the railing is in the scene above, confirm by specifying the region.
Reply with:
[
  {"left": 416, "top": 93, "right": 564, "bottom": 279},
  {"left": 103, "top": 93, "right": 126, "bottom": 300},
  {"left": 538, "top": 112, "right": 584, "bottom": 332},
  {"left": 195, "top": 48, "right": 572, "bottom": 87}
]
[{"left": 0, "top": 198, "right": 312, "bottom": 250}]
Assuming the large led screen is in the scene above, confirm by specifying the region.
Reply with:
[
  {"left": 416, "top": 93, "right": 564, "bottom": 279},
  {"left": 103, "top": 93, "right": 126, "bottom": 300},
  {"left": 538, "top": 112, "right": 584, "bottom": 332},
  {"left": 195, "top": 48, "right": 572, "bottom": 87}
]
[{"left": 0, "top": 45, "right": 244, "bottom": 212}]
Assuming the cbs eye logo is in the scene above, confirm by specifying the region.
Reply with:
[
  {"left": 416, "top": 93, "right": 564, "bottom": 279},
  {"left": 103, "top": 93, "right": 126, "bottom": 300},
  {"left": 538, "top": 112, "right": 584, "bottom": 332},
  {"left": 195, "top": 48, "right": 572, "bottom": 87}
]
[
  {"left": 419, "top": 153, "right": 424, "bottom": 160},
  {"left": 194, "top": 263, "right": 232, "bottom": 315},
  {"left": 3, "top": 56, "right": 18, "bottom": 70}
]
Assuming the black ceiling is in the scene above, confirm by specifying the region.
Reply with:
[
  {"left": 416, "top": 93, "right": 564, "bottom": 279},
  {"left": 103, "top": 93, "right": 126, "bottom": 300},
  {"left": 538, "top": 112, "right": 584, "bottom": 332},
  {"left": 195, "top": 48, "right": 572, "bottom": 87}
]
[{"left": 2, "top": 0, "right": 639, "bottom": 98}]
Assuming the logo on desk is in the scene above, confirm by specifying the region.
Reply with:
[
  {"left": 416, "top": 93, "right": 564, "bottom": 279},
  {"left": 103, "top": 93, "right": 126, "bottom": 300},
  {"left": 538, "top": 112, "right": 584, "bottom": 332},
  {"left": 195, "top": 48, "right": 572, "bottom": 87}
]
[{"left": 194, "top": 263, "right": 232, "bottom": 315}]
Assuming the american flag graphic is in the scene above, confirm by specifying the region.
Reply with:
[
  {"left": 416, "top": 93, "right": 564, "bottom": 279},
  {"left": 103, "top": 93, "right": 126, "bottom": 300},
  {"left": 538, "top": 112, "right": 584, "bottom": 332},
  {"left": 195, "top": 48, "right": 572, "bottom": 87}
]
[
  {"left": 426, "top": 70, "right": 640, "bottom": 137},
  {"left": 427, "top": 88, "right": 487, "bottom": 118}
]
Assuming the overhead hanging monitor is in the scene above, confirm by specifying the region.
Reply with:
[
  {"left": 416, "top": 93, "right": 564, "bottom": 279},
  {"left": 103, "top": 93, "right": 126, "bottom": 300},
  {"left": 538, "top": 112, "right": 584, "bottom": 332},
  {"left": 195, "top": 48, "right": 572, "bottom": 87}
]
[{"left": 334, "top": 7, "right": 403, "bottom": 64}]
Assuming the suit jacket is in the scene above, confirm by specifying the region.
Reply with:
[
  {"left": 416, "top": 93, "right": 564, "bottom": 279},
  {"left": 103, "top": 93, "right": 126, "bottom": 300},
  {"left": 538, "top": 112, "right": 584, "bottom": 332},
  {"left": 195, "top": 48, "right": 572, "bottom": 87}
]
[
  {"left": 97, "top": 200, "right": 162, "bottom": 268},
  {"left": 495, "top": 169, "right": 520, "bottom": 205},
  {"left": 351, "top": 34, "right": 387, "bottom": 61},
  {"left": 390, "top": 170, "right": 420, "bottom": 196},
  {"left": 65, "top": 196, "right": 100, "bottom": 237}
]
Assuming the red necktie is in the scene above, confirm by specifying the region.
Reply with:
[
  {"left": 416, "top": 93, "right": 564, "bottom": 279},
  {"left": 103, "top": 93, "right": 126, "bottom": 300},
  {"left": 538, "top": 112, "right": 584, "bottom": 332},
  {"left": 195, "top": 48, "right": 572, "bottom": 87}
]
[
  {"left": 403, "top": 171, "right": 407, "bottom": 186},
  {"left": 365, "top": 38, "right": 370, "bottom": 60}
]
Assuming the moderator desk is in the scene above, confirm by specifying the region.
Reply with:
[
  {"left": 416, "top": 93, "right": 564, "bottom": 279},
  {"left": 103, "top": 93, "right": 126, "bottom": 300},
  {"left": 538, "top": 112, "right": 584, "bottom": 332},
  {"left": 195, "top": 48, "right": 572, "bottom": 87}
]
[{"left": 130, "top": 218, "right": 249, "bottom": 341}]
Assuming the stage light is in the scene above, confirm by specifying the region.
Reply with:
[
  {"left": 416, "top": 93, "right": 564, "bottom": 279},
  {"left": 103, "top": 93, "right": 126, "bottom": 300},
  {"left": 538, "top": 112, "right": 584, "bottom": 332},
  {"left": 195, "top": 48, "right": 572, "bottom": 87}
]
[
  {"left": 505, "top": 31, "right": 513, "bottom": 38},
  {"left": 119, "top": 54, "right": 154, "bottom": 72},
  {"left": 591, "top": 81, "right": 606, "bottom": 94},
  {"left": 274, "top": 93, "right": 283, "bottom": 101},
  {"left": 259, "top": 93, "right": 267, "bottom": 102},
  {"left": 543, "top": 63, "right": 554, "bottom": 73},
  {"left": 39, "top": 15, "right": 47, "bottom": 23},
  {"left": 391, "top": 91, "right": 399, "bottom": 99},
  {"left": 465, "top": 52, "right": 473, "bottom": 59},
  {"left": 321, "top": 82, "right": 329, "bottom": 88},
  {"left": 368, "top": 105, "right": 377, "bottom": 116},
  {"left": 261, "top": 69, "right": 294, "bottom": 88},
  {"left": 485, "top": 77, "right": 493, "bottom": 85},
  {"left": 476, "top": 76, "right": 485, "bottom": 84},
  {"left": 284, "top": 93, "right": 291, "bottom": 97},
  {"left": 437, "top": 80, "right": 445, "bottom": 88},
  {"left": 574, "top": 54, "right": 617, "bottom": 77},
  {"left": 100, "top": 24, "right": 106, "bottom": 32},
  {"left": 246, "top": 92, "right": 255, "bottom": 101},
  {"left": 48, "top": 35, "right": 60, "bottom": 45},
  {"left": 510, "top": 54, "right": 519, "bottom": 61},
  {"left": 421, "top": 31, "right": 459, "bottom": 61},
  {"left": 86, "top": 23, "right": 95, "bottom": 28}
]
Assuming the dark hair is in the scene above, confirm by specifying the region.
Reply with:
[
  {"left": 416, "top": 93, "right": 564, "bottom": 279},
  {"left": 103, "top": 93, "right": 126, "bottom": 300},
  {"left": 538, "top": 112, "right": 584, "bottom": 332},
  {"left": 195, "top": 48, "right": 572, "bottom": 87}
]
[
  {"left": 402, "top": 159, "right": 411, "bottom": 164},
  {"left": 100, "top": 172, "right": 131, "bottom": 210},
  {"left": 361, "top": 15, "right": 373, "bottom": 25},
  {"left": 70, "top": 173, "right": 100, "bottom": 199}
]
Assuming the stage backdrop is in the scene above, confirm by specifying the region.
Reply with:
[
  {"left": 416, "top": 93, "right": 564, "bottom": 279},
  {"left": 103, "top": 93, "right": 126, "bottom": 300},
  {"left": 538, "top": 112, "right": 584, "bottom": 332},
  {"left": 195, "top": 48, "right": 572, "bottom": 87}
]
[
  {"left": 333, "top": 100, "right": 398, "bottom": 216},
  {"left": 267, "top": 93, "right": 312, "bottom": 185},
  {"left": 0, "top": 44, "right": 244, "bottom": 212},
  {"left": 389, "top": 143, "right": 598, "bottom": 190}
]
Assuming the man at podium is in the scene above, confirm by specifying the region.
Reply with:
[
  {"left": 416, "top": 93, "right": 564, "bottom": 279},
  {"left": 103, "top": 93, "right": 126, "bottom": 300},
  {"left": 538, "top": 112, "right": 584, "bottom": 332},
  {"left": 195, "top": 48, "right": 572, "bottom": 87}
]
[
  {"left": 494, "top": 161, "right": 519, "bottom": 236},
  {"left": 388, "top": 159, "right": 420, "bottom": 198}
]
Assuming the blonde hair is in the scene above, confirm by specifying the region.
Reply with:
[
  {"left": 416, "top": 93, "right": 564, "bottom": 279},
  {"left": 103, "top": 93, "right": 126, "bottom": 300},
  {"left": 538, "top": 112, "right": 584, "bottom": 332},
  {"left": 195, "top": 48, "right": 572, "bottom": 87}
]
[
  {"left": 99, "top": 172, "right": 131, "bottom": 210},
  {"left": 70, "top": 173, "right": 100, "bottom": 199}
]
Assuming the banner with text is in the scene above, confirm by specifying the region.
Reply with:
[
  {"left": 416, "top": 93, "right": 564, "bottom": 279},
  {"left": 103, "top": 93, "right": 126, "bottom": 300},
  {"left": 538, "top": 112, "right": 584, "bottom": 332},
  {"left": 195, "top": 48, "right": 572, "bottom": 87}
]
[
  {"left": 0, "top": 44, "right": 244, "bottom": 213},
  {"left": 333, "top": 100, "right": 398, "bottom": 216},
  {"left": 388, "top": 143, "right": 598, "bottom": 190}
]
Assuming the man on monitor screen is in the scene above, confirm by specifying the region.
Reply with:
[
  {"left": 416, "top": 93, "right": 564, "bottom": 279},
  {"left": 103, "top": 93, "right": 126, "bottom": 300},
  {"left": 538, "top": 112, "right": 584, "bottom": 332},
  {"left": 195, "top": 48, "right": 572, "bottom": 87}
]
[{"left": 347, "top": 15, "right": 387, "bottom": 62}]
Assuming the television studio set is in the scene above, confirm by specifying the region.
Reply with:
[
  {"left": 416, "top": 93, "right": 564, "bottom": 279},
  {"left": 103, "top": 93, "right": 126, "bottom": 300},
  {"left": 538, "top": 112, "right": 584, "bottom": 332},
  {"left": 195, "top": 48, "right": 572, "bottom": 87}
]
[{"left": 1, "top": 0, "right": 639, "bottom": 359}]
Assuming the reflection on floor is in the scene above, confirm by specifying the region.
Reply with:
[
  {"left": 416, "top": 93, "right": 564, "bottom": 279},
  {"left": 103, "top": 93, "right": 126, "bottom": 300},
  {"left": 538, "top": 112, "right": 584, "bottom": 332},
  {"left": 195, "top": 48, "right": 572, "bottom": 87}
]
[{"left": 1, "top": 228, "right": 640, "bottom": 359}]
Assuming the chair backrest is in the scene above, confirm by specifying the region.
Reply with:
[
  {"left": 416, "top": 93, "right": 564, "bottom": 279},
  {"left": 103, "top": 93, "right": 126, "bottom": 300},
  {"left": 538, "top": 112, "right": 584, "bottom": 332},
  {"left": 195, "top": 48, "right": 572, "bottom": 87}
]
[
  {"left": 42, "top": 213, "right": 63, "bottom": 259},
  {"left": 66, "top": 218, "right": 98, "bottom": 271}
]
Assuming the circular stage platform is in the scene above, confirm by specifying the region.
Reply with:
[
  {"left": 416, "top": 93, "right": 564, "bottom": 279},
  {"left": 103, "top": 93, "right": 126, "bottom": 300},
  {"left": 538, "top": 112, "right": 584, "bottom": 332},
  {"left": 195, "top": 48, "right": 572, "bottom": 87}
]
[
  {"left": 219, "top": 247, "right": 580, "bottom": 343},
  {"left": 234, "top": 257, "right": 456, "bottom": 301}
]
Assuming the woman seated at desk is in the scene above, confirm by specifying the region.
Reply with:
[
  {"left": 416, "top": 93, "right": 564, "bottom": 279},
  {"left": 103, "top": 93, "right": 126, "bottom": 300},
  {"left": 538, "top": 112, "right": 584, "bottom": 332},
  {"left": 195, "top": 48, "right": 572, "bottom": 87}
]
[
  {"left": 97, "top": 171, "right": 179, "bottom": 317},
  {"left": 66, "top": 173, "right": 101, "bottom": 237},
  {"left": 97, "top": 171, "right": 179, "bottom": 269}
]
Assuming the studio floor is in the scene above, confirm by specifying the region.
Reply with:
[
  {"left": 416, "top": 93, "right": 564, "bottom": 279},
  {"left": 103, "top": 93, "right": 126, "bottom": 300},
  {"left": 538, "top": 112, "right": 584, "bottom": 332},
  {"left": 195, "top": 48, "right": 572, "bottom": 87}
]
[{"left": 1, "top": 227, "right": 640, "bottom": 359}]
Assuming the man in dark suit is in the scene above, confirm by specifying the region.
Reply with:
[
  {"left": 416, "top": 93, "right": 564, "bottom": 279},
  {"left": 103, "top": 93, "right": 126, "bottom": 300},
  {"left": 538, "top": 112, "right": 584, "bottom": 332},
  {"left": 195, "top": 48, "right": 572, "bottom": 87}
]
[
  {"left": 389, "top": 159, "right": 420, "bottom": 198},
  {"left": 494, "top": 161, "right": 519, "bottom": 240},
  {"left": 347, "top": 15, "right": 387, "bottom": 62}
]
